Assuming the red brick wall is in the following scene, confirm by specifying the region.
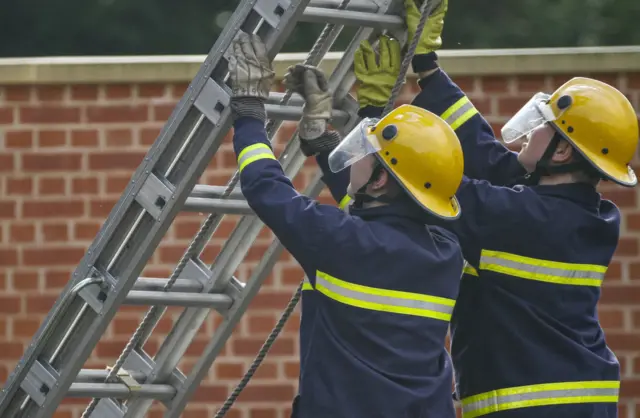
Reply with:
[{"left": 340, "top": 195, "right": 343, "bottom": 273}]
[{"left": 1, "top": 71, "right": 639, "bottom": 418}]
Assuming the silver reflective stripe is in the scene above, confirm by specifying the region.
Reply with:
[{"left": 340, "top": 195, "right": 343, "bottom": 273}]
[
  {"left": 315, "top": 272, "right": 455, "bottom": 321},
  {"left": 479, "top": 250, "right": 606, "bottom": 286},
  {"left": 462, "top": 383, "right": 620, "bottom": 418},
  {"left": 237, "top": 143, "right": 275, "bottom": 172},
  {"left": 441, "top": 97, "right": 478, "bottom": 130}
]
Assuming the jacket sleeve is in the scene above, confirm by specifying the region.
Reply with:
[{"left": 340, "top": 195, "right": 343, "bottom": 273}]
[
  {"left": 232, "top": 116, "right": 354, "bottom": 283},
  {"left": 431, "top": 177, "right": 544, "bottom": 268},
  {"left": 411, "top": 69, "right": 527, "bottom": 186},
  {"left": 315, "top": 150, "right": 351, "bottom": 209}
]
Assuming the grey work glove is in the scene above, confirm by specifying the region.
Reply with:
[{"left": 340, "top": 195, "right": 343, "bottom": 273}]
[
  {"left": 283, "top": 64, "right": 340, "bottom": 156},
  {"left": 228, "top": 31, "right": 275, "bottom": 122}
]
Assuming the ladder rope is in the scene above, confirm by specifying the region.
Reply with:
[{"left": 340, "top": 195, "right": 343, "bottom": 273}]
[
  {"left": 382, "top": 0, "right": 437, "bottom": 117},
  {"left": 213, "top": 282, "right": 304, "bottom": 418},
  {"left": 215, "top": 1, "right": 436, "bottom": 417}
]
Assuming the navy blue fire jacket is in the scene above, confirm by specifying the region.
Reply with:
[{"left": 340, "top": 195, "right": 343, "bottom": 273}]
[
  {"left": 232, "top": 115, "right": 464, "bottom": 418},
  {"left": 317, "top": 69, "right": 622, "bottom": 418}
]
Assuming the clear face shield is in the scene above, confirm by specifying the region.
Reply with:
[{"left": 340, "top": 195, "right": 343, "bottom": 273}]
[
  {"left": 328, "top": 118, "right": 382, "bottom": 173},
  {"left": 501, "top": 92, "right": 564, "bottom": 143}
]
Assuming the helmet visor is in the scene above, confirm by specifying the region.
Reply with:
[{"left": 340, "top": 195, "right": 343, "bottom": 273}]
[
  {"left": 501, "top": 92, "right": 559, "bottom": 143},
  {"left": 328, "top": 118, "right": 382, "bottom": 173}
]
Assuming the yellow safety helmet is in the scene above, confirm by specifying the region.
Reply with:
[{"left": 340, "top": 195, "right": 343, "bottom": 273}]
[
  {"left": 502, "top": 77, "right": 639, "bottom": 186},
  {"left": 328, "top": 104, "right": 464, "bottom": 219}
]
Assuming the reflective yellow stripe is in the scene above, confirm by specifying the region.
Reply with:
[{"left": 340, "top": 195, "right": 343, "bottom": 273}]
[
  {"left": 338, "top": 194, "right": 352, "bottom": 210},
  {"left": 314, "top": 271, "right": 455, "bottom": 321},
  {"left": 302, "top": 276, "right": 313, "bottom": 291},
  {"left": 237, "top": 143, "right": 276, "bottom": 172},
  {"left": 441, "top": 96, "right": 479, "bottom": 130},
  {"left": 463, "top": 263, "right": 478, "bottom": 277},
  {"left": 479, "top": 249, "right": 607, "bottom": 287},
  {"left": 461, "top": 381, "right": 620, "bottom": 418}
]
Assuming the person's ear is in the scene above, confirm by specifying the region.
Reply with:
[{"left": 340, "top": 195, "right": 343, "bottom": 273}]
[
  {"left": 369, "top": 169, "right": 388, "bottom": 191},
  {"left": 552, "top": 139, "right": 574, "bottom": 164}
]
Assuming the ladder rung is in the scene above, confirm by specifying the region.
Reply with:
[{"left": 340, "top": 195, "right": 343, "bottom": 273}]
[
  {"left": 133, "top": 278, "right": 203, "bottom": 293},
  {"left": 76, "top": 369, "right": 147, "bottom": 383},
  {"left": 309, "top": 0, "right": 378, "bottom": 12},
  {"left": 190, "top": 185, "right": 245, "bottom": 200},
  {"left": 67, "top": 383, "right": 175, "bottom": 400},
  {"left": 183, "top": 197, "right": 253, "bottom": 215},
  {"left": 124, "top": 291, "right": 233, "bottom": 309},
  {"left": 301, "top": 7, "right": 404, "bottom": 29},
  {"left": 265, "top": 103, "right": 350, "bottom": 124},
  {"left": 267, "top": 92, "right": 305, "bottom": 106}
]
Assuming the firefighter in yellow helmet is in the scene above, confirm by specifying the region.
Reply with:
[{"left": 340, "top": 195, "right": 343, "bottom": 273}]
[
  {"left": 502, "top": 77, "right": 638, "bottom": 187},
  {"left": 411, "top": 64, "right": 638, "bottom": 418},
  {"left": 284, "top": 0, "right": 639, "bottom": 416},
  {"left": 327, "top": 104, "right": 463, "bottom": 217},
  {"left": 228, "top": 31, "right": 464, "bottom": 417}
]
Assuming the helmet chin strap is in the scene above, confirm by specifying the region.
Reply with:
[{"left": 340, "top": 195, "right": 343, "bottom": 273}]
[
  {"left": 522, "top": 129, "right": 600, "bottom": 186},
  {"left": 352, "top": 159, "right": 399, "bottom": 209}
]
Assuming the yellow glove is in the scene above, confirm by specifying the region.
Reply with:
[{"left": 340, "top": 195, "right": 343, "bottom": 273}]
[
  {"left": 354, "top": 36, "right": 403, "bottom": 109},
  {"left": 404, "top": 0, "right": 448, "bottom": 55}
]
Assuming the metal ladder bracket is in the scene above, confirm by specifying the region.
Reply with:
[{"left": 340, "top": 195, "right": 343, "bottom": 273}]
[
  {"left": 77, "top": 270, "right": 111, "bottom": 315},
  {"left": 123, "top": 348, "right": 185, "bottom": 390},
  {"left": 254, "top": 0, "right": 292, "bottom": 28},
  {"left": 179, "top": 258, "right": 212, "bottom": 288},
  {"left": 105, "top": 367, "right": 142, "bottom": 392},
  {"left": 92, "top": 398, "right": 126, "bottom": 418},
  {"left": 134, "top": 173, "right": 175, "bottom": 221},
  {"left": 20, "top": 361, "right": 58, "bottom": 407},
  {"left": 194, "top": 78, "right": 231, "bottom": 125}
]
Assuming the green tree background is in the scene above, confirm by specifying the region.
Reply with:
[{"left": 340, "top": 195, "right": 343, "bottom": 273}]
[{"left": 1, "top": 0, "right": 638, "bottom": 57}]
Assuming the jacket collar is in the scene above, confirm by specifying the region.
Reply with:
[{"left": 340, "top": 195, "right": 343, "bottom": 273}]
[
  {"left": 528, "top": 183, "right": 601, "bottom": 209},
  {"left": 349, "top": 196, "right": 427, "bottom": 225}
]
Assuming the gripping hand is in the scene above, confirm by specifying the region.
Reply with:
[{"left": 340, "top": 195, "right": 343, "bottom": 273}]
[
  {"left": 284, "top": 64, "right": 333, "bottom": 139},
  {"left": 404, "top": 0, "right": 448, "bottom": 55},
  {"left": 228, "top": 32, "right": 275, "bottom": 121},
  {"left": 354, "top": 35, "right": 403, "bottom": 109},
  {"left": 283, "top": 64, "right": 340, "bottom": 156}
]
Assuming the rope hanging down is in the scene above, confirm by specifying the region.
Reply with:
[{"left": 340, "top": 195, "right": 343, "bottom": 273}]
[{"left": 214, "top": 1, "right": 438, "bottom": 417}]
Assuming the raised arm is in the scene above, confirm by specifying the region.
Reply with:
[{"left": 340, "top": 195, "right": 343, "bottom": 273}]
[
  {"left": 282, "top": 64, "right": 352, "bottom": 208},
  {"left": 289, "top": 35, "right": 406, "bottom": 208},
  {"left": 228, "top": 32, "right": 353, "bottom": 276},
  {"left": 402, "top": 0, "right": 526, "bottom": 185},
  {"left": 410, "top": 63, "right": 526, "bottom": 185}
]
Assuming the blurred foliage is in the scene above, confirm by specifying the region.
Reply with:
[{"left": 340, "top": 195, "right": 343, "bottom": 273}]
[{"left": 1, "top": 0, "right": 639, "bottom": 57}]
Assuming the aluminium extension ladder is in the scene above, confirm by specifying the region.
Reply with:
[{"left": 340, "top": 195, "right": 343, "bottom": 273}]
[{"left": 0, "top": 0, "right": 413, "bottom": 416}]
